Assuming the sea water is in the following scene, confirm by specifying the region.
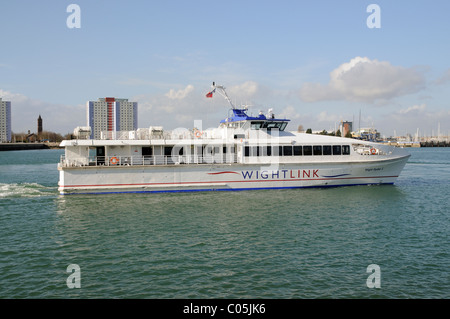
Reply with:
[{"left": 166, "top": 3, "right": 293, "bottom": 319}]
[{"left": 0, "top": 148, "right": 448, "bottom": 298}]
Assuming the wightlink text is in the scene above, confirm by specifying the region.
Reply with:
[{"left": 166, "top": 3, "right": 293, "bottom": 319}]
[{"left": 241, "top": 169, "right": 320, "bottom": 180}]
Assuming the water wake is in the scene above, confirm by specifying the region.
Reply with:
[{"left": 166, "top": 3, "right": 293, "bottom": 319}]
[{"left": 0, "top": 183, "right": 56, "bottom": 198}]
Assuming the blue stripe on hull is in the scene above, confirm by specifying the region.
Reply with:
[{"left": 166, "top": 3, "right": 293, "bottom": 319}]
[{"left": 60, "top": 182, "right": 395, "bottom": 195}]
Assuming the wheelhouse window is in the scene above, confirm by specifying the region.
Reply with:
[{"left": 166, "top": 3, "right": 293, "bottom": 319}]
[
  {"left": 261, "top": 121, "right": 288, "bottom": 131},
  {"left": 251, "top": 121, "right": 264, "bottom": 130}
]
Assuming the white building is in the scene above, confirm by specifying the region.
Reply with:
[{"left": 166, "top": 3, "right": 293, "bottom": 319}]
[
  {"left": 87, "top": 97, "right": 138, "bottom": 139},
  {"left": 0, "top": 98, "right": 12, "bottom": 142}
]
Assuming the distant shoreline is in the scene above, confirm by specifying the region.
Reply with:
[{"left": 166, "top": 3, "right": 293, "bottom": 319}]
[{"left": 0, "top": 143, "right": 62, "bottom": 151}]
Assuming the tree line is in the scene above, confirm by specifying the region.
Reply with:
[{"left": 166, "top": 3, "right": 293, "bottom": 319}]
[
  {"left": 298, "top": 125, "right": 352, "bottom": 138},
  {"left": 11, "top": 131, "right": 73, "bottom": 143}
]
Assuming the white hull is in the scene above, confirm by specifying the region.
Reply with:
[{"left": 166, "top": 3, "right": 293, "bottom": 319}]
[{"left": 58, "top": 155, "right": 409, "bottom": 195}]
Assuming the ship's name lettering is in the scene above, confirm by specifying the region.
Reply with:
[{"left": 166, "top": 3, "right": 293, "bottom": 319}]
[
  {"left": 365, "top": 167, "right": 383, "bottom": 172},
  {"left": 241, "top": 169, "right": 319, "bottom": 180}
]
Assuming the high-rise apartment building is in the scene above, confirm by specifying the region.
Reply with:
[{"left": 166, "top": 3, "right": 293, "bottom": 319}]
[
  {"left": 341, "top": 121, "right": 353, "bottom": 137},
  {"left": 87, "top": 97, "right": 138, "bottom": 139},
  {"left": 0, "top": 98, "right": 12, "bottom": 142}
]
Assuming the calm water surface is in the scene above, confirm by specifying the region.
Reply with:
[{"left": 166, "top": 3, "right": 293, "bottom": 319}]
[{"left": 0, "top": 148, "right": 448, "bottom": 298}]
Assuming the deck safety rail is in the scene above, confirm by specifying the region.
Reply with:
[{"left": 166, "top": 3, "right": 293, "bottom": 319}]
[
  {"left": 98, "top": 129, "right": 222, "bottom": 140},
  {"left": 59, "top": 154, "right": 239, "bottom": 167},
  {"left": 351, "top": 143, "right": 392, "bottom": 156}
]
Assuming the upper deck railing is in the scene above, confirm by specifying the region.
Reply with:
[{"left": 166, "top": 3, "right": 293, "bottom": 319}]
[
  {"left": 98, "top": 129, "right": 222, "bottom": 141},
  {"left": 59, "top": 154, "right": 239, "bottom": 168}
]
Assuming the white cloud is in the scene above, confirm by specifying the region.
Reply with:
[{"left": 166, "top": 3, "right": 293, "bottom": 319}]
[
  {"left": 377, "top": 103, "right": 450, "bottom": 137},
  {"left": 278, "top": 105, "right": 301, "bottom": 120},
  {"left": 132, "top": 81, "right": 266, "bottom": 130},
  {"left": 165, "top": 84, "right": 195, "bottom": 100},
  {"left": 317, "top": 111, "right": 341, "bottom": 123},
  {"left": 133, "top": 85, "right": 222, "bottom": 129},
  {"left": 299, "top": 57, "right": 426, "bottom": 103},
  {"left": 228, "top": 81, "right": 259, "bottom": 98},
  {"left": 397, "top": 103, "right": 426, "bottom": 114}
]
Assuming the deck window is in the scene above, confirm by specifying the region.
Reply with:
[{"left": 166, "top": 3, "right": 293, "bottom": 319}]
[
  {"left": 342, "top": 145, "right": 351, "bottom": 155},
  {"left": 263, "top": 146, "right": 272, "bottom": 156},
  {"left": 164, "top": 146, "right": 173, "bottom": 156},
  {"left": 283, "top": 145, "right": 293, "bottom": 156},
  {"left": 276, "top": 146, "right": 283, "bottom": 156},
  {"left": 303, "top": 146, "right": 312, "bottom": 156},
  {"left": 142, "top": 147, "right": 152, "bottom": 156},
  {"left": 313, "top": 146, "right": 322, "bottom": 156},
  {"left": 244, "top": 146, "right": 250, "bottom": 157},
  {"left": 332, "top": 145, "right": 341, "bottom": 155},
  {"left": 293, "top": 146, "right": 302, "bottom": 156},
  {"left": 170, "top": 146, "right": 184, "bottom": 156},
  {"left": 323, "top": 145, "right": 332, "bottom": 155}
]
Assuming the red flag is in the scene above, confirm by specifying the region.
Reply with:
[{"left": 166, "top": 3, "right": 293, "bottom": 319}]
[{"left": 206, "top": 91, "right": 213, "bottom": 98}]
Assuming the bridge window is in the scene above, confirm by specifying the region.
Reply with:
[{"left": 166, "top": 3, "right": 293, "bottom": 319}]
[
  {"left": 261, "top": 121, "right": 288, "bottom": 131},
  {"left": 251, "top": 121, "right": 264, "bottom": 130}
]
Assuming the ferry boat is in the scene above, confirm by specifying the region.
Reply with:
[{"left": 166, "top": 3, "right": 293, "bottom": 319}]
[{"left": 57, "top": 83, "right": 411, "bottom": 195}]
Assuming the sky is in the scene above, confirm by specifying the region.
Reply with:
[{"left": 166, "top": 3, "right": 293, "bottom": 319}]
[{"left": 1, "top": 0, "right": 450, "bottom": 138}]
